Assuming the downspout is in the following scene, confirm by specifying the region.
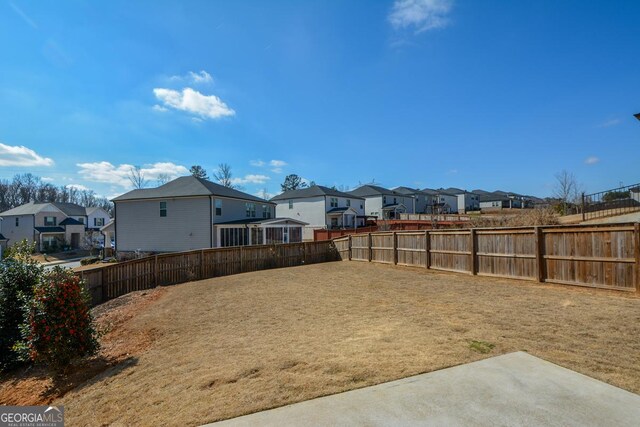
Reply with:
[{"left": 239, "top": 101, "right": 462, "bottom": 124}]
[
  {"left": 209, "top": 196, "right": 213, "bottom": 248},
  {"left": 113, "top": 203, "right": 117, "bottom": 252}
]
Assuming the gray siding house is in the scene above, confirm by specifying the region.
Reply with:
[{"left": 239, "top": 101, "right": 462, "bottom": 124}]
[
  {"left": 0, "top": 202, "right": 111, "bottom": 251},
  {"left": 392, "top": 187, "right": 433, "bottom": 214},
  {"left": 347, "top": 185, "right": 413, "bottom": 219},
  {"left": 272, "top": 186, "right": 366, "bottom": 240},
  {"left": 112, "top": 176, "right": 304, "bottom": 253}
]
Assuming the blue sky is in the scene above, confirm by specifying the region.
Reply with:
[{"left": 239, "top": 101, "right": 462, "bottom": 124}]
[{"left": 0, "top": 0, "right": 639, "bottom": 199}]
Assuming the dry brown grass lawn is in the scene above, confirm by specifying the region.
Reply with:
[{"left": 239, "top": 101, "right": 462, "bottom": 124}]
[{"left": 40, "top": 262, "right": 640, "bottom": 425}]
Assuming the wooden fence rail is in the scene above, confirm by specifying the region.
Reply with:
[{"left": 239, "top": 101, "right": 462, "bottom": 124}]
[
  {"left": 77, "top": 240, "right": 339, "bottom": 306},
  {"left": 334, "top": 223, "right": 640, "bottom": 293}
]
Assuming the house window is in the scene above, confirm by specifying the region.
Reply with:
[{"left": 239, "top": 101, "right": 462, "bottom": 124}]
[
  {"left": 262, "top": 205, "right": 271, "bottom": 219},
  {"left": 346, "top": 199, "right": 351, "bottom": 207},
  {"left": 77, "top": 217, "right": 85, "bottom": 224},
  {"left": 393, "top": 198, "right": 397, "bottom": 204},
  {"left": 288, "top": 200, "right": 293, "bottom": 209},
  {"left": 44, "top": 216, "right": 56, "bottom": 226},
  {"left": 94, "top": 217, "right": 104, "bottom": 227},
  {"left": 360, "top": 203, "right": 363, "bottom": 209},
  {"left": 246, "top": 203, "right": 256, "bottom": 218},
  {"left": 15, "top": 217, "right": 19, "bottom": 227},
  {"left": 215, "top": 199, "right": 222, "bottom": 216},
  {"left": 160, "top": 201, "right": 167, "bottom": 217},
  {"left": 330, "top": 197, "right": 338, "bottom": 207}
]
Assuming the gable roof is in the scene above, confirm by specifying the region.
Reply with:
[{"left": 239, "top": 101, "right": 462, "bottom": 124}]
[
  {"left": 0, "top": 201, "right": 105, "bottom": 217},
  {"left": 112, "top": 176, "right": 273, "bottom": 204},
  {"left": 271, "top": 185, "right": 363, "bottom": 201},
  {"left": 392, "top": 187, "right": 429, "bottom": 196},
  {"left": 0, "top": 202, "right": 48, "bottom": 216},
  {"left": 347, "top": 185, "right": 399, "bottom": 197},
  {"left": 59, "top": 217, "right": 84, "bottom": 226},
  {"left": 421, "top": 188, "right": 457, "bottom": 196}
]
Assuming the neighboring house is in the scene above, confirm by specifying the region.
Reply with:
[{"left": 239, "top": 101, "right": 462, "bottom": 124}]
[
  {"left": 392, "top": 187, "right": 433, "bottom": 214},
  {"left": 441, "top": 188, "right": 479, "bottom": 213},
  {"left": 271, "top": 186, "right": 366, "bottom": 240},
  {"left": 347, "top": 185, "right": 412, "bottom": 219},
  {"left": 630, "top": 187, "right": 640, "bottom": 204},
  {"left": 422, "top": 189, "right": 458, "bottom": 213},
  {"left": 112, "top": 176, "right": 304, "bottom": 253},
  {"left": 477, "top": 191, "right": 524, "bottom": 210},
  {"left": 0, "top": 202, "right": 111, "bottom": 251}
]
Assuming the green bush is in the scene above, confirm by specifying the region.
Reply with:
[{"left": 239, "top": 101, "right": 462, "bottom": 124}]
[
  {"left": 0, "top": 249, "right": 42, "bottom": 370},
  {"left": 16, "top": 267, "right": 99, "bottom": 371},
  {"left": 80, "top": 256, "right": 101, "bottom": 266}
]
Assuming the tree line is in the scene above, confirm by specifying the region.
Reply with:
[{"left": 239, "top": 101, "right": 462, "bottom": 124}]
[{"left": 0, "top": 173, "right": 113, "bottom": 214}]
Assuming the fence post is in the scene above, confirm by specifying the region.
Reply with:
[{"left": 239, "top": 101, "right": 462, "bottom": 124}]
[
  {"left": 199, "top": 249, "right": 205, "bottom": 279},
  {"left": 581, "top": 193, "right": 586, "bottom": 222},
  {"left": 425, "top": 230, "right": 430, "bottom": 269},
  {"left": 469, "top": 228, "right": 477, "bottom": 275},
  {"left": 348, "top": 234, "right": 352, "bottom": 261},
  {"left": 368, "top": 233, "right": 372, "bottom": 262},
  {"left": 154, "top": 255, "right": 159, "bottom": 286},
  {"left": 534, "top": 227, "right": 545, "bottom": 282},
  {"left": 635, "top": 223, "right": 640, "bottom": 293},
  {"left": 393, "top": 232, "right": 398, "bottom": 265}
]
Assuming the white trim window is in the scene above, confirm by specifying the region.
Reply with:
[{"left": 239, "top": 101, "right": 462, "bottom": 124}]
[
  {"left": 288, "top": 200, "right": 293, "bottom": 209},
  {"left": 215, "top": 199, "right": 222, "bottom": 216},
  {"left": 44, "top": 216, "right": 57, "bottom": 226},
  {"left": 94, "top": 217, "right": 104, "bottom": 227},
  {"left": 245, "top": 203, "right": 256, "bottom": 218},
  {"left": 330, "top": 197, "right": 338, "bottom": 208},
  {"left": 160, "top": 201, "right": 167, "bottom": 217}
]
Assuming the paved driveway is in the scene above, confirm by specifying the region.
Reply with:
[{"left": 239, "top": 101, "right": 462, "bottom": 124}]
[{"left": 210, "top": 352, "right": 640, "bottom": 426}]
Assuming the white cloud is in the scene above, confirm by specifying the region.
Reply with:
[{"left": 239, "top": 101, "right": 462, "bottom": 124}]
[
  {"left": 230, "top": 174, "right": 271, "bottom": 185},
  {"left": 188, "top": 70, "right": 213, "bottom": 84},
  {"left": 41, "top": 176, "right": 55, "bottom": 183},
  {"left": 66, "top": 183, "right": 89, "bottom": 191},
  {"left": 585, "top": 156, "right": 600, "bottom": 165},
  {"left": 76, "top": 161, "right": 188, "bottom": 188},
  {"left": 271, "top": 168, "right": 283, "bottom": 174},
  {"left": 0, "top": 142, "right": 54, "bottom": 167},
  {"left": 389, "top": 0, "right": 453, "bottom": 33},
  {"left": 170, "top": 70, "right": 213, "bottom": 84},
  {"left": 152, "top": 104, "right": 168, "bottom": 112},
  {"left": 254, "top": 190, "right": 275, "bottom": 200},
  {"left": 153, "top": 87, "right": 235, "bottom": 120},
  {"left": 269, "top": 159, "right": 287, "bottom": 167},
  {"left": 250, "top": 160, "right": 266, "bottom": 167},
  {"left": 598, "top": 118, "right": 621, "bottom": 128}
]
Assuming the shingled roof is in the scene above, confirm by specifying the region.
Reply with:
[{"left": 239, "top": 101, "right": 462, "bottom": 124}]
[
  {"left": 113, "top": 176, "right": 273, "bottom": 204},
  {"left": 271, "top": 185, "right": 363, "bottom": 201}
]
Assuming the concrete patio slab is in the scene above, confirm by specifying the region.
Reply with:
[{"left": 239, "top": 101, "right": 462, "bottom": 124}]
[{"left": 209, "top": 351, "right": 640, "bottom": 427}]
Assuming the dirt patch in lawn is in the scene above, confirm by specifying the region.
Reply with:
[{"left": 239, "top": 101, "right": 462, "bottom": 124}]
[
  {"left": 49, "top": 262, "right": 640, "bottom": 427},
  {"left": 0, "top": 287, "right": 166, "bottom": 406}
]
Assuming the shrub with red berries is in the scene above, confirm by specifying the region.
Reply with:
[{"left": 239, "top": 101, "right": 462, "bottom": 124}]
[{"left": 16, "top": 267, "right": 99, "bottom": 371}]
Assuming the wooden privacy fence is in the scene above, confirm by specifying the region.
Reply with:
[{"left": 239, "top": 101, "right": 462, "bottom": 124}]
[
  {"left": 334, "top": 223, "right": 640, "bottom": 293},
  {"left": 78, "top": 241, "right": 339, "bottom": 306}
]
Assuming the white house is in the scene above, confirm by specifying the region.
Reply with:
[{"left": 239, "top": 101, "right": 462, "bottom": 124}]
[
  {"left": 421, "top": 189, "right": 458, "bottom": 214},
  {"left": 347, "top": 185, "right": 412, "bottom": 219},
  {"left": 392, "top": 187, "right": 433, "bottom": 214},
  {"left": 476, "top": 191, "right": 524, "bottom": 210},
  {"left": 272, "top": 185, "right": 366, "bottom": 240},
  {"left": 0, "top": 202, "right": 111, "bottom": 251},
  {"left": 441, "top": 188, "right": 479, "bottom": 213},
  {"left": 112, "top": 176, "right": 305, "bottom": 253}
]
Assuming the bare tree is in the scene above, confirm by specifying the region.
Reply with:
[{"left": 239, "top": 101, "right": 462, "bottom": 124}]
[
  {"left": 128, "top": 166, "right": 148, "bottom": 189},
  {"left": 554, "top": 170, "right": 578, "bottom": 215},
  {"left": 213, "top": 163, "right": 238, "bottom": 189},
  {"left": 156, "top": 173, "right": 172, "bottom": 186}
]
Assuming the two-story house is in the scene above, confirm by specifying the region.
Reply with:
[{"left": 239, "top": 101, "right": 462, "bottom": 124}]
[
  {"left": 347, "top": 185, "right": 413, "bottom": 219},
  {"left": 392, "top": 187, "right": 433, "bottom": 214},
  {"left": 112, "top": 176, "right": 305, "bottom": 253},
  {"left": 421, "top": 189, "right": 459, "bottom": 214},
  {"left": 271, "top": 186, "right": 366, "bottom": 240},
  {"left": 440, "top": 188, "right": 480, "bottom": 213},
  {"left": 0, "top": 202, "right": 112, "bottom": 251}
]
